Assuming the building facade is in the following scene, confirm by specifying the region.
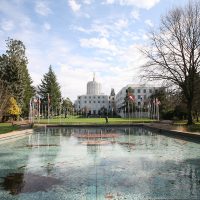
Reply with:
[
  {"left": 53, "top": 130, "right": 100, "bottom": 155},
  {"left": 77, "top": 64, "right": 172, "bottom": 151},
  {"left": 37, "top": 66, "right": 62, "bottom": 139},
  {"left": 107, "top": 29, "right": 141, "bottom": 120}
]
[
  {"left": 74, "top": 75, "right": 115, "bottom": 115},
  {"left": 115, "top": 84, "right": 160, "bottom": 113}
]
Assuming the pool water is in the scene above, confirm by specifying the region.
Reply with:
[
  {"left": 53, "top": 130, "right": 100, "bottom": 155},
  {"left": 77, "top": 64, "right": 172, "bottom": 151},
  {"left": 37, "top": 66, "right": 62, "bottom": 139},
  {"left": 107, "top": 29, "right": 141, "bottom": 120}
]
[{"left": 0, "top": 127, "right": 200, "bottom": 200}]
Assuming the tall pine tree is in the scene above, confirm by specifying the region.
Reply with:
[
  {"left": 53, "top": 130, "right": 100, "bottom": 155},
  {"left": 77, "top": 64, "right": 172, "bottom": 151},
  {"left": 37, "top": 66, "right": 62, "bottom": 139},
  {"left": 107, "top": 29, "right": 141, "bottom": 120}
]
[
  {"left": 38, "top": 66, "right": 61, "bottom": 109},
  {"left": 0, "top": 38, "right": 34, "bottom": 117}
]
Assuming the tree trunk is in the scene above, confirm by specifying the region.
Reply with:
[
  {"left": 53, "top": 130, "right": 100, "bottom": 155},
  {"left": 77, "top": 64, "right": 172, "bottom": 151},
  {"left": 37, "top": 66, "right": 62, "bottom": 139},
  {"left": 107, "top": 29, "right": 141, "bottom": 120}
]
[{"left": 187, "top": 101, "right": 193, "bottom": 125}]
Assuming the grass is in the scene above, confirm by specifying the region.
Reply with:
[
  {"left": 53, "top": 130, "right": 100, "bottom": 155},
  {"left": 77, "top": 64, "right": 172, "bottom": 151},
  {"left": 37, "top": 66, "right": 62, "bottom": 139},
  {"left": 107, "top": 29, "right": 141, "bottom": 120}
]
[
  {"left": 35, "top": 116, "right": 156, "bottom": 125},
  {"left": 0, "top": 123, "right": 20, "bottom": 134}
]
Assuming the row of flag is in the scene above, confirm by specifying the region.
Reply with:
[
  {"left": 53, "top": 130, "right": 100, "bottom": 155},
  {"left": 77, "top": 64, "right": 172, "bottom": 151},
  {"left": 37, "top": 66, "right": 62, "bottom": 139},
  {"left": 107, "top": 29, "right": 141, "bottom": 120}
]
[{"left": 127, "top": 93, "right": 161, "bottom": 106}]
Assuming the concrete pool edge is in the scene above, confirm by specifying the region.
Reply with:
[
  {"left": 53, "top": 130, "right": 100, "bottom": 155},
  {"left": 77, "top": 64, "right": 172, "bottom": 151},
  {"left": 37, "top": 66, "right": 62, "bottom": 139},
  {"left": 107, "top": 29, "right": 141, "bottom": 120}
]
[{"left": 0, "top": 129, "right": 33, "bottom": 142}]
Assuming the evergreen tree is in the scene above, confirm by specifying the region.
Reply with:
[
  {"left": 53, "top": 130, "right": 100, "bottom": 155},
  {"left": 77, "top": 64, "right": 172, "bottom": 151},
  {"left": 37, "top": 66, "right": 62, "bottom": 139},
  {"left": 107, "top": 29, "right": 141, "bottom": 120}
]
[
  {"left": 38, "top": 66, "right": 61, "bottom": 109},
  {"left": 0, "top": 38, "right": 34, "bottom": 114},
  {"left": 62, "top": 97, "right": 74, "bottom": 117},
  {"left": 22, "top": 67, "right": 35, "bottom": 117}
]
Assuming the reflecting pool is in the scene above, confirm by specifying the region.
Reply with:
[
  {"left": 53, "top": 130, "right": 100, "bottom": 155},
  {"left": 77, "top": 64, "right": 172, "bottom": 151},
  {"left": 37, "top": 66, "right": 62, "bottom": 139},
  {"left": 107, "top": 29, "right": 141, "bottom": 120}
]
[{"left": 0, "top": 127, "right": 200, "bottom": 200}]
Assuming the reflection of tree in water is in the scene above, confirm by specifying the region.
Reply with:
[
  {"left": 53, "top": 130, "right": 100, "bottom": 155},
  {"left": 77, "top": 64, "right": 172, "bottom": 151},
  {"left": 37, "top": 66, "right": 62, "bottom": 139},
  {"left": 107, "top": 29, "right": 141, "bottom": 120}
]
[
  {"left": 141, "top": 159, "right": 200, "bottom": 199},
  {"left": 0, "top": 173, "right": 62, "bottom": 195}
]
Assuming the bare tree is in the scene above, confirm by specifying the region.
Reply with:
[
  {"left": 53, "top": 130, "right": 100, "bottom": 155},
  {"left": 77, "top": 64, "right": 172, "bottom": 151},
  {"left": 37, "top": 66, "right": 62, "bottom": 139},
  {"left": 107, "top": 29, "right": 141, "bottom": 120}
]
[{"left": 141, "top": 0, "right": 200, "bottom": 125}]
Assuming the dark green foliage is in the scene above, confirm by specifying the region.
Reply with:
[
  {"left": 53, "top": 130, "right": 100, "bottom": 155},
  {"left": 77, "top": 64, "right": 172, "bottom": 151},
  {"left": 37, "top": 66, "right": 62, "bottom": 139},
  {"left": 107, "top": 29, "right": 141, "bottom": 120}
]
[
  {"left": 22, "top": 68, "right": 35, "bottom": 117},
  {"left": 62, "top": 97, "right": 74, "bottom": 117},
  {"left": 38, "top": 66, "right": 61, "bottom": 109},
  {"left": 0, "top": 38, "right": 34, "bottom": 118},
  {"left": 2, "top": 39, "right": 27, "bottom": 105}
]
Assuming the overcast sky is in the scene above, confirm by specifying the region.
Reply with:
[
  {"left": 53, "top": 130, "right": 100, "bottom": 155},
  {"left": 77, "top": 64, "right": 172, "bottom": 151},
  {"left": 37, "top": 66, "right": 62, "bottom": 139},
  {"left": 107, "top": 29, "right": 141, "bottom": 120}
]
[{"left": 0, "top": 0, "right": 188, "bottom": 101}]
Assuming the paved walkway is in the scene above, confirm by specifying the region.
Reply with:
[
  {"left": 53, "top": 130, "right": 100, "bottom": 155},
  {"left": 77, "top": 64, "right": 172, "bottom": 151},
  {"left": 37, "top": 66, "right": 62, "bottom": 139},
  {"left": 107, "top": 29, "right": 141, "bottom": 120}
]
[{"left": 144, "top": 122, "right": 200, "bottom": 138}]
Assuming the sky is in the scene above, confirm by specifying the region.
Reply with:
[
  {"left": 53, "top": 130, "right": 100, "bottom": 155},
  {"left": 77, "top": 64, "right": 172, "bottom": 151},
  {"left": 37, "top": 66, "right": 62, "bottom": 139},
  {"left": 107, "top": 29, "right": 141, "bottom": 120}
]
[{"left": 0, "top": 0, "right": 189, "bottom": 101}]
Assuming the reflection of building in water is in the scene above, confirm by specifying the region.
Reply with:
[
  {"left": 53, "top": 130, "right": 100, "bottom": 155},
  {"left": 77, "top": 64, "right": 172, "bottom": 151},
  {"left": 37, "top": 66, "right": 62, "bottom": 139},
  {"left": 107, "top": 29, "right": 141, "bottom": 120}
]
[{"left": 74, "top": 74, "right": 115, "bottom": 115}]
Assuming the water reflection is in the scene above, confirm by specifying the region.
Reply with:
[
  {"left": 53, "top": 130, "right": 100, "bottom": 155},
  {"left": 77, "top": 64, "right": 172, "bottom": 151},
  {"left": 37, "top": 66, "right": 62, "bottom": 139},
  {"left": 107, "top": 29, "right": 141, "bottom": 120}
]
[
  {"left": 0, "top": 173, "right": 62, "bottom": 195},
  {"left": 0, "top": 127, "right": 199, "bottom": 199}
]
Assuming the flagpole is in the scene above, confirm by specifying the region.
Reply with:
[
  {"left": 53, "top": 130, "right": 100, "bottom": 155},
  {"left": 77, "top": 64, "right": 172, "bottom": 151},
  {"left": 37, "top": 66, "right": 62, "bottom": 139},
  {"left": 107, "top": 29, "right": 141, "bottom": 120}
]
[
  {"left": 128, "top": 101, "right": 130, "bottom": 124},
  {"left": 38, "top": 97, "right": 40, "bottom": 124},
  {"left": 153, "top": 98, "right": 156, "bottom": 119},
  {"left": 157, "top": 103, "right": 159, "bottom": 121},
  {"left": 47, "top": 93, "right": 49, "bottom": 124},
  {"left": 29, "top": 98, "right": 32, "bottom": 124}
]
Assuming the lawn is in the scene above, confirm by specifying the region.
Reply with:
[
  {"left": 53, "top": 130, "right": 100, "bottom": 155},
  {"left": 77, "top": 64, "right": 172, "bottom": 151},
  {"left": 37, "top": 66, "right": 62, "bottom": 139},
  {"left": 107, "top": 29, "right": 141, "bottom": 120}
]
[
  {"left": 0, "top": 123, "right": 20, "bottom": 134},
  {"left": 35, "top": 117, "right": 156, "bottom": 125}
]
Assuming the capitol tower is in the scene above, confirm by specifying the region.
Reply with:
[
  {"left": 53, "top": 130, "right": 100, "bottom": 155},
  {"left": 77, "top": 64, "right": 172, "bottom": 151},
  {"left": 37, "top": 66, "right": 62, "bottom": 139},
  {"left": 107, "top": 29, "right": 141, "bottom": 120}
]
[{"left": 87, "top": 73, "right": 102, "bottom": 95}]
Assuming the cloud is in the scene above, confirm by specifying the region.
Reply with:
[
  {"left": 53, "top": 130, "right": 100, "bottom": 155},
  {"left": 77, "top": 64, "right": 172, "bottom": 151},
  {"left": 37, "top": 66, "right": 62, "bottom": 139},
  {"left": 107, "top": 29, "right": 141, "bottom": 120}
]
[
  {"left": 68, "top": 0, "right": 81, "bottom": 12},
  {"left": 0, "top": 19, "right": 14, "bottom": 31},
  {"left": 104, "top": 0, "right": 160, "bottom": 9},
  {"left": 80, "top": 37, "right": 118, "bottom": 53},
  {"left": 35, "top": 1, "right": 52, "bottom": 16},
  {"left": 130, "top": 9, "right": 140, "bottom": 20},
  {"left": 82, "top": 0, "right": 92, "bottom": 4},
  {"left": 71, "top": 23, "right": 110, "bottom": 37},
  {"left": 114, "top": 19, "right": 128, "bottom": 30},
  {"left": 44, "top": 22, "right": 51, "bottom": 31},
  {"left": 145, "top": 19, "right": 154, "bottom": 27}
]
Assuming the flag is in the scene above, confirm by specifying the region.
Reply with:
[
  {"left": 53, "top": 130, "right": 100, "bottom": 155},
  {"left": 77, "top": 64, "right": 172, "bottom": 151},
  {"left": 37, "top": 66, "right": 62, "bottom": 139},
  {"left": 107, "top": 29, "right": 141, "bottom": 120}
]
[
  {"left": 155, "top": 98, "right": 161, "bottom": 105},
  {"left": 128, "top": 94, "right": 135, "bottom": 102}
]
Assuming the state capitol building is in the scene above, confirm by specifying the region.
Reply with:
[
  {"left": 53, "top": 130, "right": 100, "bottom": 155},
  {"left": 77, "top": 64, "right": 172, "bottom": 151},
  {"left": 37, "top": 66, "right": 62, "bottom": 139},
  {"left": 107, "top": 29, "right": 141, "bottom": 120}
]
[
  {"left": 74, "top": 74, "right": 115, "bottom": 115},
  {"left": 75, "top": 74, "right": 160, "bottom": 117}
]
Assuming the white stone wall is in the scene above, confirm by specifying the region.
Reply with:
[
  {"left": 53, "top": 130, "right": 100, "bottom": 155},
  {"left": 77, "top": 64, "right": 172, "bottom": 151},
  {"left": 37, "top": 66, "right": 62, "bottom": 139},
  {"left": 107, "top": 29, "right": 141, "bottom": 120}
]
[{"left": 75, "top": 95, "right": 109, "bottom": 114}]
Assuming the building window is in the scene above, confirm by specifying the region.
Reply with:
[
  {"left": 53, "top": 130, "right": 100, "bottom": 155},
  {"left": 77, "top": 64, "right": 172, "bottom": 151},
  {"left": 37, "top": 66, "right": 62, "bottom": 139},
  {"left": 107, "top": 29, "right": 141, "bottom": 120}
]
[
  {"left": 78, "top": 97, "right": 80, "bottom": 99},
  {"left": 85, "top": 96, "right": 87, "bottom": 99},
  {"left": 143, "top": 89, "right": 146, "bottom": 93},
  {"left": 93, "top": 96, "right": 95, "bottom": 99},
  {"left": 138, "top": 95, "right": 141, "bottom": 99},
  {"left": 149, "top": 89, "right": 152, "bottom": 93},
  {"left": 89, "top": 101, "right": 91, "bottom": 103},
  {"left": 98, "top": 101, "right": 100, "bottom": 103},
  {"left": 85, "top": 101, "right": 87, "bottom": 103},
  {"left": 93, "top": 101, "right": 96, "bottom": 103},
  {"left": 132, "top": 89, "right": 135, "bottom": 93},
  {"left": 137, "top": 89, "right": 140, "bottom": 93},
  {"left": 89, "top": 96, "right": 91, "bottom": 99},
  {"left": 102, "top": 101, "right": 104, "bottom": 103},
  {"left": 98, "top": 96, "right": 100, "bottom": 99}
]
